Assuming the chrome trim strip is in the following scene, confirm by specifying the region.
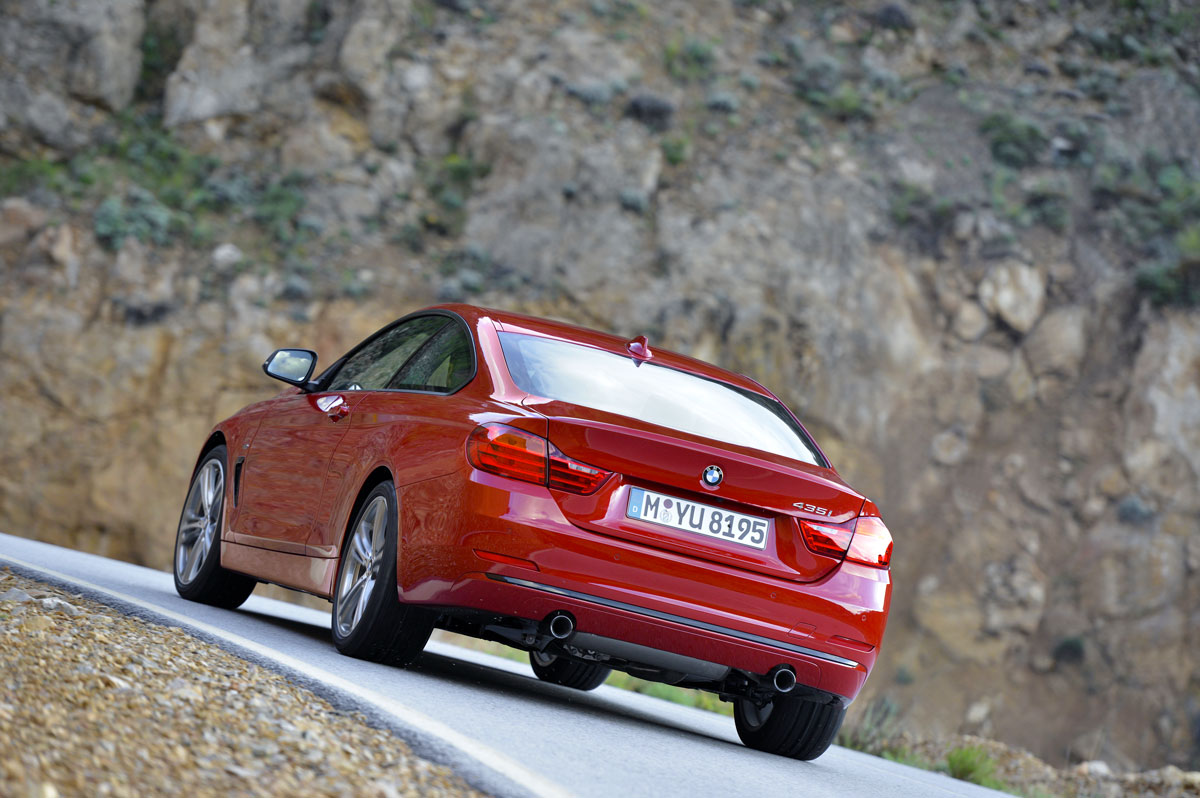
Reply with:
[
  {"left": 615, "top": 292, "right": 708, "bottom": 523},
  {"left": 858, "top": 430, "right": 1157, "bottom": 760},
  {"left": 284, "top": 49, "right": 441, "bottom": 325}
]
[{"left": 485, "top": 573, "right": 861, "bottom": 670}]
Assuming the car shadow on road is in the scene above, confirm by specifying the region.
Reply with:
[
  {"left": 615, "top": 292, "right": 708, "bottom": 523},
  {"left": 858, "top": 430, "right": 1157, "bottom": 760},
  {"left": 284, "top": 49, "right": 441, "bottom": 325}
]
[
  {"left": 237, "top": 605, "right": 744, "bottom": 752},
  {"left": 419, "top": 649, "right": 746, "bottom": 751},
  {"left": 238, "top": 607, "right": 330, "bottom": 643}
]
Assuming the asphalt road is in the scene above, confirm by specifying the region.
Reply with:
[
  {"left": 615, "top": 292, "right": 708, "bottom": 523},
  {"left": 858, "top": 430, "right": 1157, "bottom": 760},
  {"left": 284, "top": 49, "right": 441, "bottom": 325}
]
[{"left": 1, "top": 532, "right": 1006, "bottom": 798}]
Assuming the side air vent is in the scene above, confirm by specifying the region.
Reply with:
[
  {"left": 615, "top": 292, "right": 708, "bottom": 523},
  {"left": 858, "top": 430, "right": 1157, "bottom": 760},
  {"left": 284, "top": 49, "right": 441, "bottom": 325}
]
[{"left": 234, "top": 457, "right": 245, "bottom": 507}]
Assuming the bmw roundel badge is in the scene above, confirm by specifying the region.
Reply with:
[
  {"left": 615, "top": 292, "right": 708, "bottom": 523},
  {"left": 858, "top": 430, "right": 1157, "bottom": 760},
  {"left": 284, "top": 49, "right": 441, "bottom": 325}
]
[{"left": 702, "top": 465, "right": 724, "bottom": 487}]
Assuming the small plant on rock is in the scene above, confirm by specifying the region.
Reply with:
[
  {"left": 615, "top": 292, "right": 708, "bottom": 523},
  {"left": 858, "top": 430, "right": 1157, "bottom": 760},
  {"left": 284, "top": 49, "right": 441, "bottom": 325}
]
[
  {"left": 825, "top": 83, "right": 873, "bottom": 122},
  {"left": 661, "top": 135, "right": 691, "bottom": 166},
  {"left": 664, "top": 36, "right": 716, "bottom": 83},
  {"left": 1025, "top": 185, "right": 1070, "bottom": 232},
  {"left": 422, "top": 152, "right": 491, "bottom": 236},
  {"left": 253, "top": 173, "right": 309, "bottom": 244},
  {"left": 1177, "top": 222, "right": 1200, "bottom": 265},
  {"left": 944, "top": 745, "right": 1008, "bottom": 790},
  {"left": 980, "top": 113, "right": 1047, "bottom": 169},
  {"left": 93, "top": 187, "right": 174, "bottom": 251}
]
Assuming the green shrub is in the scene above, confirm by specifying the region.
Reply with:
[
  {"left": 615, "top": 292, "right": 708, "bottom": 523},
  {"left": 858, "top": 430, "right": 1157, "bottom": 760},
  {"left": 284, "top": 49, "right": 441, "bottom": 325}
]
[
  {"left": 93, "top": 188, "right": 174, "bottom": 251},
  {"left": 1051, "top": 118, "right": 1094, "bottom": 166},
  {"left": 825, "top": 83, "right": 873, "bottom": 122},
  {"left": 392, "top": 222, "right": 425, "bottom": 253},
  {"left": 1026, "top": 186, "right": 1069, "bottom": 232},
  {"left": 944, "top": 746, "right": 1008, "bottom": 790},
  {"left": 1157, "top": 166, "right": 1200, "bottom": 230},
  {"left": 791, "top": 55, "right": 842, "bottom": 105},
  {"left": 1138, "top": 263, "right": 1200, "bottom": 307},
  {"left": 107, "top": 112, "right": 219, "bottom": 210},
  {"left": 440, "top": 153, "right": 489, "bottom": 185},
  {"left": 664, "top": 36, "right": 716, "bottom": 83},
  {"left": 890, "top": 181, "right": 956, "bottom": 252},
  {"left": 979, "top": 113, "right": 1047, "bottom": 169},
  {"left": 422, "top": 153, "right": 490, "bottom": 236},
  {"left": 1177, "top": 222, "right": 1200, "bottom": 265},
  {"left": 0, "top": 157, "right": 68, "bottom": 196},
  {"left": 1093, "top": 156, "right": 1200, "bottom": 307},
  {"left": 661, "top": 135, "right": 690, "bottom": 166},
  {"left": 253, "top": 173, "right": 309, "bottom": 243},
  {"left": 890, "top": 182, "right": 931, "bottom": 225}
]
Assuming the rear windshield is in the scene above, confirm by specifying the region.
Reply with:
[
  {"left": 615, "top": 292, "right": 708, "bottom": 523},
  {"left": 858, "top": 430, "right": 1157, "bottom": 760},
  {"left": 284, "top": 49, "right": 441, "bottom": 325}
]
[{"left": 498, "top": 332, "right": 826, "bottom": 467}]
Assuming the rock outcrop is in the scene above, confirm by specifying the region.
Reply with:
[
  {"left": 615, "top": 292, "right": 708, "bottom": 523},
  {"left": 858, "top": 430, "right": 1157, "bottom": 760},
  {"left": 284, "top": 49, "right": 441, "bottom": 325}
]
[{"left": 2, "top": 0, "right": 1198, "bottom": 772}]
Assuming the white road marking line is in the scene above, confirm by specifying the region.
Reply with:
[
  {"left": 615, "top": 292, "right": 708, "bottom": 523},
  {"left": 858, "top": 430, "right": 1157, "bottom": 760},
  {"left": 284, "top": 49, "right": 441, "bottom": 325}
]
[{"left": 1, "top": 553, "right": 574, "bottom": 798}]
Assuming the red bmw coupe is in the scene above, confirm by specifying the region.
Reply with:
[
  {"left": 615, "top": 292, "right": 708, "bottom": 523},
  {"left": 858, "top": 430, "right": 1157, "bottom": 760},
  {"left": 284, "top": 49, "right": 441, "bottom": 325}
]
[{"left": 173, "top": 304, "right": 892, "bottom": 759}]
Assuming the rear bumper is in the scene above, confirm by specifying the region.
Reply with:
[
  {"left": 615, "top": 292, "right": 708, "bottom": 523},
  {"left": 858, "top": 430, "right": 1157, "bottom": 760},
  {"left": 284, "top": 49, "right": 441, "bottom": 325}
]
[{"left": 398, "top": 471, "right": 891, "bottom": 703}]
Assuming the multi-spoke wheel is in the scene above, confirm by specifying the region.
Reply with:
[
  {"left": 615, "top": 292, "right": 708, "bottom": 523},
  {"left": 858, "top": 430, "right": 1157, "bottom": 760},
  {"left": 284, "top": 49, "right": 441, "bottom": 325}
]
[
  {"left": 173, "top": 445, "right": 256, "bottom": 608},
  {"left": 331, "top": 481, "right": 434, "bottom": 666},
  {"left": 334, "top": 494, "right": 388, "bottom": 638},
  {"left": 733, "top": 693, "right": 845, "bottom": 760},
  {"left": 529, "top": 651, "right": 611, "bottom": 691}
]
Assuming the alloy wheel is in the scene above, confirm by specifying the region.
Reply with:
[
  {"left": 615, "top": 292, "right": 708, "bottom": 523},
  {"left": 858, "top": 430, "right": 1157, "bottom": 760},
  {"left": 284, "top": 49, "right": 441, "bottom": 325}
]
[
  {"left": 175, "top": 459, "right": 224, "bottom": 586},
  {"left": 335, "top": 495, "right": 388, "bottom": 637}
]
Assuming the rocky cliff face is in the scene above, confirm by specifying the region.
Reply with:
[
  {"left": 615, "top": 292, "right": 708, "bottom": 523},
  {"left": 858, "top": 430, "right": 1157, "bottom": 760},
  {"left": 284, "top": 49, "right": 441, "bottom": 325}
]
[{"left": 2, "top": 0, "right": 1198, "bottom": 771}]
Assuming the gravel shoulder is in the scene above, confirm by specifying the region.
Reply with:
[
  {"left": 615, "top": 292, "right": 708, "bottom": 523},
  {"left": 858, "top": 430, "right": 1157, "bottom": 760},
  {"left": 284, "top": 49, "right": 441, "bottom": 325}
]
[{"left": 0, "top": 567, "right": 488, "bottom": 798}]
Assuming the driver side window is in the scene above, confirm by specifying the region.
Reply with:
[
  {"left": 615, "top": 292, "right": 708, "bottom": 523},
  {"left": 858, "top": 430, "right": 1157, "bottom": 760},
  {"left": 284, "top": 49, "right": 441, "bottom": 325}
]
[{"left": 326, "top": 316, "right": 447, "bottom": 391}]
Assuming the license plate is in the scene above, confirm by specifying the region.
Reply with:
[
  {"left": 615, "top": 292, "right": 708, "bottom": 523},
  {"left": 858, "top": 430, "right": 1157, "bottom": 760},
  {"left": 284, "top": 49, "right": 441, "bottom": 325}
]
[{"left": 626, "top": 487, "right": 770, "bottom": 550}]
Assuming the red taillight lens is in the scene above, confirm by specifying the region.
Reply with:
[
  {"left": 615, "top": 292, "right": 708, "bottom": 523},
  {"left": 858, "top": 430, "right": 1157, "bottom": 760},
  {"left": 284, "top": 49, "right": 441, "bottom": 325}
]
[
  {"left": 799, "top": 520, "right": 854, "bottom": 559},
  {"left": 467, "top": 424, "right": 612, "bottom": 495},
  {"left": 847, "top": 515, "right": 892, "bottom": 569},
  {"left": 548, "top": 443, "right": 610, "bottom": 494},
  {"left": 466, "top": 424, "right": 547, "bottom": 485},
  {"left": 797, "top": 500, "right": 892, "bottom": 569}
]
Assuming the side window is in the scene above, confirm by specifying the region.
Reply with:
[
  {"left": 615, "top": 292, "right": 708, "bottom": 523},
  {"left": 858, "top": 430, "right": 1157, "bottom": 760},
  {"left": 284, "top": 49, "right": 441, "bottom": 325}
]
[
  {"left": 388, "top": 322, "right": 474, "bottom": 392},
  {"left": 327, "top": 316, "right": 448, "bottom": 391}
]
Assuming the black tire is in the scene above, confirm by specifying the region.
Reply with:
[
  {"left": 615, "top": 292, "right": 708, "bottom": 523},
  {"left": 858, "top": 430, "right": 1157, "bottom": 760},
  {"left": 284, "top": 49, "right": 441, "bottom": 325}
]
[
  {"left": 331, "top": 481, "right": 434, "bottom": 666},
  {"left": 173, "top": 445, "right": 257, "bottom": 609},
  {"left": 733, "top": 693, "right": 845, "bottom": 760},
  {"left": 529, "top": 651, "right": 611, "bottom": 691}
]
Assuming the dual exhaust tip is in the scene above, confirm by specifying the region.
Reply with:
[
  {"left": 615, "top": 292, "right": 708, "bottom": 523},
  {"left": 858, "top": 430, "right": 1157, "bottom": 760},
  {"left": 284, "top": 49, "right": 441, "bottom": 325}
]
[{"left": 543, "top": 610, "right": 796, "bottom": 695}]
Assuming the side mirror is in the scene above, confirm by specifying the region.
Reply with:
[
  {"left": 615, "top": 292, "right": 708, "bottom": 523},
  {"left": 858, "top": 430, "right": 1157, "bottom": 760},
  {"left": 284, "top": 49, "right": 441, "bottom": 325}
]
[{"left": 263, "top": 349, "right": 317, "bottom": 388}]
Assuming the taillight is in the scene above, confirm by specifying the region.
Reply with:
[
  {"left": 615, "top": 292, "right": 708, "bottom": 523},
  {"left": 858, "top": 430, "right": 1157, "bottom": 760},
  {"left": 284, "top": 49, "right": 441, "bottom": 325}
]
[
  {"left": 797, "top": 500, "right": 893, "bottom": 569},
  {"left": 466, "top": 423, "right": 612, "bottom": 495},
  {"left": 548, "top": 443, "right": 610, "bottom": 494},
  {"left": 847, "top": 501, "right": 892, "bottom": 569},
  {"left": 799, "top": 521, "right": 854, "bottom": 559},
  {"left": 467, "top": 424, "right": 547, "bottom": 483}
]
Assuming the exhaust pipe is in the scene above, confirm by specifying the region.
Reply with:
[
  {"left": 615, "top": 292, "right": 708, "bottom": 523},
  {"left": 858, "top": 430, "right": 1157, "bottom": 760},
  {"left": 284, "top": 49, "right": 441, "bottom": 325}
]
[
  {"left": 545, "top": 611, "right": 576, "bottom": 641},
  {"left": 770, "top": 666, "right": 797, "bottom": 694}
]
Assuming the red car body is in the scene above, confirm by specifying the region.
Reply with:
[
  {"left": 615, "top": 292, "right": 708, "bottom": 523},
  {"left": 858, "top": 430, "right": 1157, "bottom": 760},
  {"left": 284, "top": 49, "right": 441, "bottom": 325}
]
[{"left": 182, "top": 304, "right": 892, "bottom": 757}]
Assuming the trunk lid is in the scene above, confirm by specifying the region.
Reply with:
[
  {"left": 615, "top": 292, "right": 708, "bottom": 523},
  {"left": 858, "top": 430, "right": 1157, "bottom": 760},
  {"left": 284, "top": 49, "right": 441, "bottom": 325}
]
[{"left": 527, "top": 399, "right": 864, "bottom": 582}]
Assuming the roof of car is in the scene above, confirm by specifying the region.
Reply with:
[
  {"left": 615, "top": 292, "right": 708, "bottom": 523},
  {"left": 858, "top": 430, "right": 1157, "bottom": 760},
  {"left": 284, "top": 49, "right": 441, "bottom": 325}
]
[{"left": 431, "top": 303, "right": 776, "bottom": 398}]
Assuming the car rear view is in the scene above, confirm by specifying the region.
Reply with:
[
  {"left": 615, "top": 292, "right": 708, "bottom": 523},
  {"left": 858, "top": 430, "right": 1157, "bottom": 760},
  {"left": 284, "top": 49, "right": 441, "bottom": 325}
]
[
  {"left": 171, "top": 302, "right": 891, "bottom": 761},
  {"left": 440, "top": 311, "right": 893, "bottom": 760}
]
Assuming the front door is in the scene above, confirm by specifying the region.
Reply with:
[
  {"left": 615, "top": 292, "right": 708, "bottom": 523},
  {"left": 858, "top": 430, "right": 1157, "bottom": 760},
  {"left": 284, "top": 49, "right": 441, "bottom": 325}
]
[
  {"left": 234, "top": 314, "right": 453, "bottom": 553},
  {"left": 232, "top": 390, "right": 363, "bottom": 553}
]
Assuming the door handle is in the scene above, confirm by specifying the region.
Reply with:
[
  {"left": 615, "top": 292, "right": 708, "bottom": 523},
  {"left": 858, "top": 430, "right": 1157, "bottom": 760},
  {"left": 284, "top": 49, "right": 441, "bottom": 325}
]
[{"left": 316, "top": 394, "right": 350, "bottom": 421}]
